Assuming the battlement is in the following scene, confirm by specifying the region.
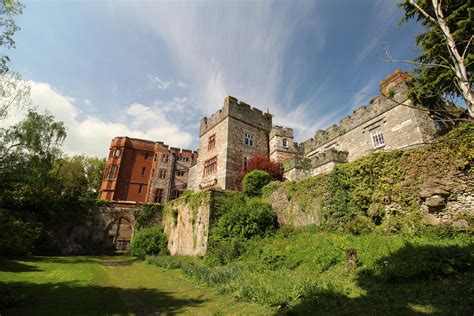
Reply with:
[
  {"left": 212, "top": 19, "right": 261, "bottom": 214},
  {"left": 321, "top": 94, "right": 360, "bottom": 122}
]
[
  {"left": 200, "top": 96, "right": 273, "bottom": 136},
  {"left": 154, "top": 142, "right": 197, "bottom": 155},
  {"left": 311, "top": 148, "right": 348, "bottom": 168},
  {"left": 301, "top": 79, "right": 410, "bottom": 155},
  {"left": 270, "top": 126, "right": 294, "bottom": 139}
]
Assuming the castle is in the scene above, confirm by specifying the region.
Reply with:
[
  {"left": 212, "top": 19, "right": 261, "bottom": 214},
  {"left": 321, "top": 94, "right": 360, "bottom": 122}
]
[{"left": 99, "top": 70, "right": 457, "bottom": 203}]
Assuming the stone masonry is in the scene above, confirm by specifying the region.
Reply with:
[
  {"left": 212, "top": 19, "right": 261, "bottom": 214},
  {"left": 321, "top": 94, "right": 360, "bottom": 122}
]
[{"left": 187, "top": 96, "right": 272, "bottom": 191}]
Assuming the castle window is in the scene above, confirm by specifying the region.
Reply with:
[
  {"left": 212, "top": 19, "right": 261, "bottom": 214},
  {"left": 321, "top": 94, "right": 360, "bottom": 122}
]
[
  {"left": 152, "top": 169, "right": 155, "bottom": 177},
  {"left": 371, "top": 130, "right": 385, "bottom": 149},
  {"left": 282, "top": 138, "right": 288, "bottom": 148},
  {"left": 175, "top": 190, "right": 183, "bottom": 198},
  {"left": 244, "top": 132, "right": 254, "bottom": 147},
  {"left": 154, "top": 188, "right": 164, "bottom": 203},
  {"left": 141, "top": 167, "right": 146, "bottom": 176},
  {"left": 113, "top": 149, "right": 122, "bottom": 157},
  {"left": 208, "top": 134, "right": 216, "bottom": 150},
  {"left": 154, "top": 154, "right": 157, "bottom": 161},
  {"left": 162, "top": 154, "right": 169, "bottom": 163},
  {"left": 243, "top": 156, "right": 251, "bottom": 169},
  {"left": 106, "top": 165, "right": 118, "bottom": 180},
  {"left": 176, "top": 170, "right": 186, "bottom": 177},
  {"left": 138, "top": 184, "right": 144, "bottom": 194},
  {"left": 144, "top": 152, "right": 149, "bottom": 160},
  {"left": 159, "top": 169, "right": 167, "bottom": 179},
  {"left": 204, "top": 156, "right": 217, "bottom": 176}
]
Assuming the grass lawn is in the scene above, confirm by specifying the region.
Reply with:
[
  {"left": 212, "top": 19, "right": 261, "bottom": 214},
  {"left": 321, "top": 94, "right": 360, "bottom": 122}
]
[{"left": 0, "top": 255, "right": 271, "bottom": 315}]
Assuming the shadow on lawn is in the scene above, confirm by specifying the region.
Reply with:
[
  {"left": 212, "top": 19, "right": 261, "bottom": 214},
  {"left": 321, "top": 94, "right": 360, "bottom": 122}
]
[
  {"left": 282, "top": 243, "right": 474, "bottom": 315},
  {"left": 0, "top": 258, "right": 42, "bottom": 273},
  {"left": 0, "top": 280, "right": 206, "bottom": 315}
]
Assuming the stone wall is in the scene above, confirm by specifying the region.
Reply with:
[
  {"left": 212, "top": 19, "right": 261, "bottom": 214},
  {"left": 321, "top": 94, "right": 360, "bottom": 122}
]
[
  {"left": 303, "top": 96, "right": 437, "bottom": 164},
  {"left": 191, "top": 96, "right": 272, "bottom": 191},
  {"left": 420, "top": 174, "right": 473, "bottom": 229},
  {"left": 269, "top": 126, "right": 299, "bottom": 163},
  {"left": 265, "top": 185, "right": 321, "bottom": 227},
  {"left": 163, "top": 191, "right": 217, "bottom": 256}
]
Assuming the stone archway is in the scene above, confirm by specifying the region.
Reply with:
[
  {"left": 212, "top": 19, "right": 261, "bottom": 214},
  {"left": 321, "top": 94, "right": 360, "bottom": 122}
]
[{"left": 106, "top": 216, "right": 133, "bottom": 251}]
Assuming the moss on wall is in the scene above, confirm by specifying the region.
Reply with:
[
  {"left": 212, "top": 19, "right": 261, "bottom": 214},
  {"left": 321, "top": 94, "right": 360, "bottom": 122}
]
[{"left": 263, "top": 123, "right": 474, "bottom": 232}]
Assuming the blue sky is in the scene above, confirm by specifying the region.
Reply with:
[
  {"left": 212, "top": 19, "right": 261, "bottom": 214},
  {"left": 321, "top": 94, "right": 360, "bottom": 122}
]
[{"left": 7, "top": 0, "right": 423, "bottom": 157}]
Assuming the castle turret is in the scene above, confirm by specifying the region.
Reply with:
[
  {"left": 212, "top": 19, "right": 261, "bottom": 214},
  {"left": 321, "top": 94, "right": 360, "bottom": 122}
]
[{"left": 269, "top": 126, "right": 299, "bottom": 163}]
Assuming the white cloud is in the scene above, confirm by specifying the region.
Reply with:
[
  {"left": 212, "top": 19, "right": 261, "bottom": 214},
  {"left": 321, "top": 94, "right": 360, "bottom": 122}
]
[
  {"left": 1, "top": 81, "right": 194, "bottom": 157},
  {"left": 126, "top": 1, "right": 320, "bottom": 114}
]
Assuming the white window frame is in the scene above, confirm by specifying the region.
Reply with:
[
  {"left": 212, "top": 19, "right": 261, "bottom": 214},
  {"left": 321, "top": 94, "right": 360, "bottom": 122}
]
[
  {"left": 244, "top": 131, "right": 254, "bottom": 147},
  {"left": 371, "top": 130, "right": 385, "bottom": 149}
]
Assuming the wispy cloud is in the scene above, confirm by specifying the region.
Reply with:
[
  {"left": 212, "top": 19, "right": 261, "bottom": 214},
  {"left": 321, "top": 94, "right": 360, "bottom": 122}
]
[
  {"left": 124, "top": 1, "right": 318, "bottom": 115},
  {"left": 148, "top": 74, "right": 186, "bottom": 90}
]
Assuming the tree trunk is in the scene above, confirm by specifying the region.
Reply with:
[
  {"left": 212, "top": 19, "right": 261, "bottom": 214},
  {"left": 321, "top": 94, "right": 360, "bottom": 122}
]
[{"left": 431, "top": 0, "right": 474, "bottom": 118}]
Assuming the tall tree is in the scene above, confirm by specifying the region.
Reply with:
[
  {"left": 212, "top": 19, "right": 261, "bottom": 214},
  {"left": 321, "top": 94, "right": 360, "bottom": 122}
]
[
  {"left": 398, "top": 0, "right": 473, "bottom": 117},
  {"left": 0, "top": 0, "right": 23, "bottom": 74}
]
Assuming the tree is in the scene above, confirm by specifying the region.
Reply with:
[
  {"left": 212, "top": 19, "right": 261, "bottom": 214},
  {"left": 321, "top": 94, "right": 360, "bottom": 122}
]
[
  {"left": 397, "top": 0, "right": 473, "bottom": 118},
  {"left": 238, "top": 156, "right": 283, "bottom": 189},
  {"left": 1, "top": 0, "right": 24, "bottom": 74}
]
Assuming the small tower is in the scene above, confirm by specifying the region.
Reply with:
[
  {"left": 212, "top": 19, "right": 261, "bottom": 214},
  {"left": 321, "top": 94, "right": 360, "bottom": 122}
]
[{"left": 269, "top": 126, "right": 299, "bottom": 163}]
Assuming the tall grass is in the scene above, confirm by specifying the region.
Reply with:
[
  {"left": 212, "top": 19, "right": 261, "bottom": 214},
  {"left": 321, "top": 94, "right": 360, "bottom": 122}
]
[{"left": 147, "top": 227, "right": 473, "bottom": 312}]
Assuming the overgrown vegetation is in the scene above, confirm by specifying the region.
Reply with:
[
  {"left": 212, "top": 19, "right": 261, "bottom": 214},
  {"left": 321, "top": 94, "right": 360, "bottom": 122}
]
[
  {"left": 243, "top": 170, "right": 271, "bottom": 197},
  {"left": 0, "top": 111, "right": 107, "bottom": 256},
  {"left": 134, "top": 203, "right": 163, "bottom": 230},
  {"left": 148, "top": 227, "right": 473, "bottom": 313},
  {"left": 263, "top": 123, "right": 473, "bottom": 233}
]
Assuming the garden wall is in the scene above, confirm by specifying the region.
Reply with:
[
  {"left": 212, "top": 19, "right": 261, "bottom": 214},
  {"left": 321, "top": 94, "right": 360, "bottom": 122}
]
[{"left": 163, "top": 191, "right": 223, "bottom": 256}]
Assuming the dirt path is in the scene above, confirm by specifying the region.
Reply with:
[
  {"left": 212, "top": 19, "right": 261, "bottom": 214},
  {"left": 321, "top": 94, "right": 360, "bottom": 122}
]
[{"left": 0, "top": 256, "right": 270, "bottom": 315}]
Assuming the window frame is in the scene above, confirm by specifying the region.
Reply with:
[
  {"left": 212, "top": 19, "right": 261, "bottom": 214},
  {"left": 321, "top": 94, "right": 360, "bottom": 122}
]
[
  {"left": 244, "top": 131, "right": 254, "bottom": 147},
  {"left": 159, "top": 169, "right": 167, "bottom": 179},
  {"left": 203, "top": 156, "right": 218, "bottom": 176},
  {"left": 371, "top": 130, "right": 385, "bottom": 149},
  {"left": 208, "top": 134, "right": 216, "bottom": 150}
]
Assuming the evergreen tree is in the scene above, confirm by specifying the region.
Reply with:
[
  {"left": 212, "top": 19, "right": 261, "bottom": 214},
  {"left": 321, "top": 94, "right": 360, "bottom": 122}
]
[{"left": 398, "top": 0, "right": 473, "bottom": 117}]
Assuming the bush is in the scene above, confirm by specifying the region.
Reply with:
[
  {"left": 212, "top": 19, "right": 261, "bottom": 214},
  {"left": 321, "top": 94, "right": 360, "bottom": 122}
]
[
  {"left": 0, "top": 210, "right": 42, "bottom": 256},
  {"left": 205, "top": 238, "right": 248, "bottom": 266},
  {"left": 211, "top": 197, "right": 276, "bottom": 241},
  {"left": 344, "top": 216, "right": 375, "bottom": 235},
  {"left": 243, "top": 170, "right": 271, "bottom": 197},
  {"left": 130, "top": 227, "right": 168, "bottom": 257}
]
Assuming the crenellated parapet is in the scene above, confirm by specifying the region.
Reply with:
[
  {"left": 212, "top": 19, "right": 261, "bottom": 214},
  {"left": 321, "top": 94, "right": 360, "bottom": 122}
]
[
  {"left": 200, "top": 96, "right": 272, "bottom": 136},
  {"left": 310, "top": 148, "right": 348, "bottom": 168},
  {"left": 270, "top": 125, "right": 294, "bottom": 139},
  {"left": 301, "top": 79, "right": 410, "bottom": 155}
]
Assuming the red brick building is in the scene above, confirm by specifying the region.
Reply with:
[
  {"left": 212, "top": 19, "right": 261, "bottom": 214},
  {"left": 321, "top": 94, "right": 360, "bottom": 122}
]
[{"left": 99, "top": 137, "right": 197, "bottom": 203}]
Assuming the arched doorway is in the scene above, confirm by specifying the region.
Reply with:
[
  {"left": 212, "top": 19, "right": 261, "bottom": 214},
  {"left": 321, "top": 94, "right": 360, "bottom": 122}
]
[{"left": 106, "top": 217, "right": 133, "bottom": 251}]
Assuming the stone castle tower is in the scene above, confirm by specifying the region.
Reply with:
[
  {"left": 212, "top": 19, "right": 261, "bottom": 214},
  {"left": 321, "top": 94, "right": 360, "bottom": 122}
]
[{"left": 187, "top": 96, "right": 272, "bottom": 191}]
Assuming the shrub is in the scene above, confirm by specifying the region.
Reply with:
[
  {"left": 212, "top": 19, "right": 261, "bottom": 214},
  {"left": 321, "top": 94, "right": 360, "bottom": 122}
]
[
  {"left": 344, "top": 216, "right": 375, "bottom": 235},
  {"left": 130, "top": 227, "right": 168, "bottom": 257},
  {"left": 211, "top": 197, "right": 276, "bottom": 241},
  {"left": 205, "top": 238, "right": 248, "bottom": 266},
  {"left": 0, "top": 210, "right": 42, "bottom": 256},
  {"left": 243, "top": 170, "right": 271, "bottom": 197},
  {"left": 239, "top": 156, "right": 284, "bottom": 186}
]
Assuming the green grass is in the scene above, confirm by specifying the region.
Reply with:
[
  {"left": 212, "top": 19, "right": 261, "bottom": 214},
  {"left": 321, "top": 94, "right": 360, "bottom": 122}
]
[
  {"left": 148, "top": 227, "right": 474, "bottom": 315},
  {"left": 0, "top": 255, "right": 271, "bottom": 315}
]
